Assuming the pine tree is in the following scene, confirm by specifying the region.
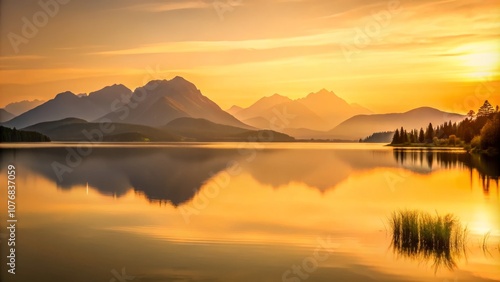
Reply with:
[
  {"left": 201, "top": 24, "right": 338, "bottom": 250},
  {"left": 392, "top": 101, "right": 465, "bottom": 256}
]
[
  {"left": 392, "top": 129, "right": 400, "bottom": 144},
  {"left": 478, "top": 100, "right": 494, "bottom": 117},
  {"left": 419, "top": 128, "right": 425, "bottom": 143},
  {"left": 425, "top": 123, "right": 434, "bottom": 143},
  {"left": 467, "top": 110, "right": 475, "bottom": 119}
]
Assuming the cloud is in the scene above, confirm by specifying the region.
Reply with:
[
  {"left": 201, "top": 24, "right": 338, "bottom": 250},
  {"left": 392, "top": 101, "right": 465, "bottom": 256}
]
[
  {"left": 0, "top": 68, "right": 145, "bottom": 85},
  {"left": 89, "top": 30, "right": 351, "bottom": 56},
  {"left": 124, "top": 0, "right": 211, "bottom": 12},
  {"left": 0, "top": 55, "right": 45, "bottom": 61}
]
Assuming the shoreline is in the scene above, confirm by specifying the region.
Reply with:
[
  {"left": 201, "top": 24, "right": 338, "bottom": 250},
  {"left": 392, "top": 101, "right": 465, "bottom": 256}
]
[{"left": 387, "top": 143, "right": 465, "bottom": 149}]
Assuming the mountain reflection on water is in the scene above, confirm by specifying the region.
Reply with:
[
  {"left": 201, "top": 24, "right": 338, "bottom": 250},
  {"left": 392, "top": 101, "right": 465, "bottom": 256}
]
[
  {"left": 0, "top": 144, "right": 499, "bottom": 282},
  {"left": 0, "top": 145, "right": 497, "bottom": 206}
]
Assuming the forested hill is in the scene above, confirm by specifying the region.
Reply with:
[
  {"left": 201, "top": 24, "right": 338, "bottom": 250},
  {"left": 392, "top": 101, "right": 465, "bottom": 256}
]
[{"left": 0, "top": 126, "right": 51, "bottom": 142}]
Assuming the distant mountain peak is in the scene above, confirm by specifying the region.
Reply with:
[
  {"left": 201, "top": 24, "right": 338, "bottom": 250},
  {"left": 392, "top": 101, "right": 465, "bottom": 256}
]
[
  {"left": 259, "top": 93, "right": 291, "bottom": 103},
  {"left": 404, "top": 106, "right": 439, "bottom": 113},
  {"left": 228, "top": 105, "right": 243, "bottom": 111},
  {"left": 55, "top": 91, "right": 77, "bottom": 99},
  {"left": 140, "top": 77, "right": 198, "bottom": 93},
  {"left": 270, "top": 93, "right": 286, "bottom": 98},
  {"left": 317, "top": 88, "right": 332, "bottom": 94},
  {"left": 307, "top": 88, "right": 335, "bottom": 97},
  {"left": 299, "top": 89, "right": 343, "bottom": 105},
  {"left": 169, "top": 76, "right": 196, "bottom": 88},
  {"left": 172, "top": 76, "right": 187, "bottom": 82},
  {"left": 89, "top": 84, "right": 131, "bottom": 97},
  {"left": 227, "top": 105, "right": 243, "bottom": 115},
  {"left": 93, "top": 83, "right": 127, "bottom": 91}
]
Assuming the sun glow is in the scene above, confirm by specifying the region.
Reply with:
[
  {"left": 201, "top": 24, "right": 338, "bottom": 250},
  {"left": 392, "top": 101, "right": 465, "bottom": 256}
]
[
  {"left": 470, "top": 208, "right": 498, "bottom": 236},
  {"left": 457, "top": 43, "right": 500, "bottom": 80}
]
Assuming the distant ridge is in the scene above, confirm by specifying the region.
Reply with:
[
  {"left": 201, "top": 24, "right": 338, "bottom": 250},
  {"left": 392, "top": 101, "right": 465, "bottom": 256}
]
[
  {"left": 328, "top": 107, "right": 465, "bottom": 140},
  {"left": 22, "top": 117, "right": 294, "bottom": 142},
  {"left": 0, "top": 109, "right": 15, "bottom": 123},
  {"left": 4, "top": 99, "right": 45, "bottom": 115}
]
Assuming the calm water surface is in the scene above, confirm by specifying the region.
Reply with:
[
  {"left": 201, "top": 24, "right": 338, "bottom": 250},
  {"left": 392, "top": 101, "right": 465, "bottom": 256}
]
[{"left": 0, "top": 143, "right": 499, "bottom": 282}]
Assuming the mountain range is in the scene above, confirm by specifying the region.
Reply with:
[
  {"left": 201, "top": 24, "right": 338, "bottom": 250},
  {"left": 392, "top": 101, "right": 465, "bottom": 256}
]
[
  {"left": 4, "top": 84, "right": 133, "bottom": 129},
  {"left": 1, "top": 76, "right": 465, "bottom": 142},
  {"left": 4, "top": 99, "right": 45, "bottom": 115},
  {"left": 101, "top": 77, "right": 251, "bottom": 129},
  {"left": 228, "top": 89, "right": 372, "bottom": 131}
]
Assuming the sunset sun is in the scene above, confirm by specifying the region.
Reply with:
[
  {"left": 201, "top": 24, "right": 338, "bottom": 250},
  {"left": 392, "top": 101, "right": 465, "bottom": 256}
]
[{"left": 458, "top": 43, "right": 500, "bottom": 80}]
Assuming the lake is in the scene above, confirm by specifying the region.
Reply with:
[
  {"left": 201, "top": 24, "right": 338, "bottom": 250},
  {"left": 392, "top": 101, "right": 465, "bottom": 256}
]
[{"left": 0, "top": 143, "right": 499, "bottom": 282}]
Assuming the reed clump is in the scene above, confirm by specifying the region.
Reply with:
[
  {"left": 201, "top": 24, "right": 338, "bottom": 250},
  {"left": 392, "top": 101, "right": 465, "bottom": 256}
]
[{"left": 389, "top": 209, "right": 468, "bottom": 271}]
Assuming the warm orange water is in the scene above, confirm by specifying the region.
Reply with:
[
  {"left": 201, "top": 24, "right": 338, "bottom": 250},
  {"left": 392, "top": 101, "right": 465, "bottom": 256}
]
[{"left": 1, "top": 143, "right": 499, "bottom": 282}]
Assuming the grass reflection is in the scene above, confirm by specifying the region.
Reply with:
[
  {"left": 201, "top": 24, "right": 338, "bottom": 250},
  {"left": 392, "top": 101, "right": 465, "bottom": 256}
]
[{"left": 389, "top": 210, "right": 468, "bottom": 272}]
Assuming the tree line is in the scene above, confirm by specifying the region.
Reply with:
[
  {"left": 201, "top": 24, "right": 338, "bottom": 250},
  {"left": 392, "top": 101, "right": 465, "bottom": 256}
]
[
  {"left": 0, "top": 126, "right": 51, "bottom": 142},
  {"left": 391, "top": 100, "right": 500, "bottom": 153}
]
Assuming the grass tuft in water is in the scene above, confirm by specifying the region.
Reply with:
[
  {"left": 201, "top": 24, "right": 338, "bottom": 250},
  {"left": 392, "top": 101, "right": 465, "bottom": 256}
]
[{"left": 389, "top": 209, "right": 468, "bottom": 272}]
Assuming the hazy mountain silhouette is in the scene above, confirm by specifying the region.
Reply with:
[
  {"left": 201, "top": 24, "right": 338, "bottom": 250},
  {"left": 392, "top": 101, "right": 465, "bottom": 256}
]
[
  {"left": 100, "top": 77, "right": 252, "bottom": 129},
  {"left": 329, "top": 107, "right": 465, "bottom": 140},
  {"left": 4, "top": 85, "right": 133, "bottom": 129},
  {"left": 241, "top": 100, "right": 329, "bottom": 130},
  {"left": 232, "top": 94, "right": 292, "bottom": 121},
  {"left": 230, "top": 90, "right": 371, "bottom": 131},
  {"left": 297, "top": 89, "right": 372, "bottom": 127},
  {"left": 227, "top": 105, "right": 244, "bottom": 115},
  {"left": 230, "top": 93, "right": 330, "bottom": 130},
  {"left": 0, "top": 109, "right": 15, "bottom": 123},
  {"left": 4, "top": 99, "right": 45, "bottom": 115}
]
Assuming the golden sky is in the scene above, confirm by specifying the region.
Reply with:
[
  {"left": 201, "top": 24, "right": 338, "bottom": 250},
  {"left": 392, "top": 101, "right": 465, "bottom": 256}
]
[{"left": 0, "top": 0, "right": 499, "bottom": 113}]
